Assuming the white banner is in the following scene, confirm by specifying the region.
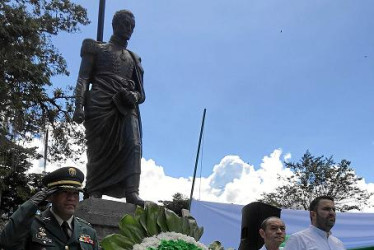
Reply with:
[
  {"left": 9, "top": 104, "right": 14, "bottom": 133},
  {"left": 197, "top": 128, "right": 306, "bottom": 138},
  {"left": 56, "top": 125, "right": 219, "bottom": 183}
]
[{"left": 191, "top": 199, "right": 374, "bottom": 249}]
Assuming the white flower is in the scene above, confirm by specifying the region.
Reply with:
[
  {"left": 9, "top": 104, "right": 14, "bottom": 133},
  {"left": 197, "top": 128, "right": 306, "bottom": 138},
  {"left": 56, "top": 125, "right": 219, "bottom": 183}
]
[{"left": 132, "top": 232, "right": 208, "bottom": 250}]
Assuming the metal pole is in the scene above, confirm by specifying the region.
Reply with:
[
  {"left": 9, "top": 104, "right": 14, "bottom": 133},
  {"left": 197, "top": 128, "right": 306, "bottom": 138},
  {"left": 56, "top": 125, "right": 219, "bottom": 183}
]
[
  {"left": 189, "top": 108, "right": 206, "bottom": 211},
  {"left": 97, "top": 0, "right": 106, "bottom": 42},
  {"left": 43, "top": 128, "right": 48, "bottom": 172}
]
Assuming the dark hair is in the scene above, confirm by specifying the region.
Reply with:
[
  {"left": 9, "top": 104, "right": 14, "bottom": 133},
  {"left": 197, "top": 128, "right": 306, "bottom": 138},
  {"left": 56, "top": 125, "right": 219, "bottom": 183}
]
[
  {"left": 260, "top": 216, "right": 282, "bottom": 230},
  {"left": 309, "top": 195, "right": 334, "bottom": 211},
  {"left": 112, "top": 10, "right": 135, "bottom": 31}
]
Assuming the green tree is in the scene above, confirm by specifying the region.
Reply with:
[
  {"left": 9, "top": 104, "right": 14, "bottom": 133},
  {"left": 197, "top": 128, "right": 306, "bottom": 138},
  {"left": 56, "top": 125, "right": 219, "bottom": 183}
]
[
  {"left": 0, "top": 0, "right": 89, "bottom": 215},
  {"left": 0, "top": 139, "right": 45, "bottom": 215},
  {"left": 159, "top": 193, "right": 190, "bottom": 216},
  {"left": 260, "top": 151, "right": 372, "bottom": 212}
]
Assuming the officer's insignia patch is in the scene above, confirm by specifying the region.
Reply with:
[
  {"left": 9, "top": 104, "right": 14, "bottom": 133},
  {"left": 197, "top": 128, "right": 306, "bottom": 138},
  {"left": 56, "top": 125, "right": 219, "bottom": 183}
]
[
  {"left": 38, "top": 227, "right": 46, "bottom": 238},
  {"left": 79, "top": 234, "right": 95, "bottom": 245},
  {"left": 36, "top": 227, "right": 52, "bottom": 243},
  {"left": 42, "top": 217, "right": 51, "bottom": 221},
  {"left": 68, "top": 167, "right": 77, "bottom": 176}
]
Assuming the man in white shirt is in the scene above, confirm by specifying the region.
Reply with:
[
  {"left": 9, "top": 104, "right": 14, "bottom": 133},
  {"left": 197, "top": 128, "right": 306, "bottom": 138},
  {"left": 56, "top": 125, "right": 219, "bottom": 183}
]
[
  {"left": 283, "top": 195, "right": 346, "bottom": 250},
  {"left": 259, "top": 216, "right": 286, "bottom": 250}
]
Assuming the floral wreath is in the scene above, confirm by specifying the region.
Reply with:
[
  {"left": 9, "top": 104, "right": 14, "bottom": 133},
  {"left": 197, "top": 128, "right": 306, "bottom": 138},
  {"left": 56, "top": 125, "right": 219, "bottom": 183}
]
[{"left": 101, "top": 202, "right": 225, "bottom": 250}]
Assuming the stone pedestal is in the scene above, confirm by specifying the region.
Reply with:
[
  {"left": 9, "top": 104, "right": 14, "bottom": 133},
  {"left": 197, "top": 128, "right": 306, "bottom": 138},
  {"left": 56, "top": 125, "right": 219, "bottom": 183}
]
[{"left": 75, "top": 198, "right": 137, "bottom": 242}]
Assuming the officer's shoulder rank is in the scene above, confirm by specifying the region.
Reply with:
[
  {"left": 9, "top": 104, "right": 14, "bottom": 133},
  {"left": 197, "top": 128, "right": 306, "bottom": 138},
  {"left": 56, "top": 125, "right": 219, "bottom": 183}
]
[
  {"left": 42, "top": 216, "right": 51, "bottom": 222},
  {"left": 76, "top": 217, "right": 92, "bottom": 227},
  {"left": 35, "top": 214, "right": 51, "bottom": 224}
]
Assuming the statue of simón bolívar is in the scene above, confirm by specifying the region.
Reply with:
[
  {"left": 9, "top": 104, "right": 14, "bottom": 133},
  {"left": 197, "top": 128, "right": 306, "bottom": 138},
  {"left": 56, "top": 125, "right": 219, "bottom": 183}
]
[{"left": 73, "top": 9, "right": 145, "bottom": 207}]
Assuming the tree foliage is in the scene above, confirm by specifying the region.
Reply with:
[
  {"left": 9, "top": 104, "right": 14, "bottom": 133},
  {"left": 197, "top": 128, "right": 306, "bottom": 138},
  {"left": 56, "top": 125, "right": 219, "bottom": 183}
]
[
  {"left": 0, "top": 0, "right": 89, "bottom": 214},
  {"left": 0, "top": 139, "right": 45, "bottom": 215},
  {"left": 159, "top": 193, "right": 190, "bottom": 216},
  {"left": 260, "top": 151, "right": 372, "bottom": 212},
  {"left": 1, "top": 0, "right": 89, "bottom": 161}
]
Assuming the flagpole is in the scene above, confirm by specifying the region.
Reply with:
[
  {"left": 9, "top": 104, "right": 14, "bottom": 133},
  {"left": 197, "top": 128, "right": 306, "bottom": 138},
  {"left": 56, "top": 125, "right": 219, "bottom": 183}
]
[
  {"left": 43, "top": 127, "right": 48, "bottom": 172},
  {"left": 97, "top": 0, "right": 106, "bottom": 42},
  {"left": 189, "top": 108, "right": 206, "bottom": 211}
]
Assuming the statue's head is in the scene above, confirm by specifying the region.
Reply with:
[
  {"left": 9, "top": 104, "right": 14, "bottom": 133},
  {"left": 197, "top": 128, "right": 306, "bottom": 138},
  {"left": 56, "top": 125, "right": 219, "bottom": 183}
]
[{"left": 112, "top": 9, "right": 135, "bottom": 41}]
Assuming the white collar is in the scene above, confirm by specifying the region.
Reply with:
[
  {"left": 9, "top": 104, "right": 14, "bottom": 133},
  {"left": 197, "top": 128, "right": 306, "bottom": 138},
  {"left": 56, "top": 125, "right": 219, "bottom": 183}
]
[{"left": 310, "top": 225, "right": 332, "bottom": 238}]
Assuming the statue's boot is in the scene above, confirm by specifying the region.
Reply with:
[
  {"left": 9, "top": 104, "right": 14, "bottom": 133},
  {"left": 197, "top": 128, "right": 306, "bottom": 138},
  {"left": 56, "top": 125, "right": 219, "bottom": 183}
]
[{"left": 125, "top": 174, "right": 145, "bottom": 207}]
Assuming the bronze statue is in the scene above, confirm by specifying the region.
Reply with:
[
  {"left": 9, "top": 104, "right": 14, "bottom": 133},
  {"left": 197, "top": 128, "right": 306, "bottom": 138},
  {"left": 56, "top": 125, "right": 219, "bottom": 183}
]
[{"left": 73, "top": 9, "right": 145, "bottom": 206}]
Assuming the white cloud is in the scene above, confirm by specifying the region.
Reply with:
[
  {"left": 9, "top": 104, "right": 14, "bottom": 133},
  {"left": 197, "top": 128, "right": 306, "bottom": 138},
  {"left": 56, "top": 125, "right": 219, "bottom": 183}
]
[
  {"left": 137, "top": 149, "right": 294, "bottom": 205},
  {"left": 364, "top": 183, "right": 374, "bottom": 212},
  {"left": 139, "top": 158, "right": 191, "bottom": 202},
  {"left": 283, "top": 152, "right": 292, "bottom": 162},
  {"left": 354, "top": 179, "right": 374, "bottom": 212},
  {"left": 27, "top": 137, "right": 374, "bottom": 211},
  {"left": 187, "top": 149, "right": 293, "bottom": 205}
]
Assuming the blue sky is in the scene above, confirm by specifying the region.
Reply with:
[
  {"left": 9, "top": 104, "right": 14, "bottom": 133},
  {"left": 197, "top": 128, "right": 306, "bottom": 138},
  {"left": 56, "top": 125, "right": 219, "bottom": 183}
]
[{"left": 50, "top": 0, "right": 374, "bottom": 188}]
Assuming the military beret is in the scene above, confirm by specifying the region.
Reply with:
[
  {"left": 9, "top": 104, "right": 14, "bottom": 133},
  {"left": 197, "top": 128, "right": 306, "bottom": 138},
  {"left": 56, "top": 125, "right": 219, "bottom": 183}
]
[{"left": 42, "top": 167, "right": 84, "bottom": 191}]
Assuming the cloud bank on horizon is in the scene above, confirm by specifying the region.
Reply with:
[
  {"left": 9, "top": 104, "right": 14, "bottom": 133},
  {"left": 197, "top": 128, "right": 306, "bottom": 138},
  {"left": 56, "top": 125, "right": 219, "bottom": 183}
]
[{"left": 28, "top": 137, "right": 374, "bottom": 212}]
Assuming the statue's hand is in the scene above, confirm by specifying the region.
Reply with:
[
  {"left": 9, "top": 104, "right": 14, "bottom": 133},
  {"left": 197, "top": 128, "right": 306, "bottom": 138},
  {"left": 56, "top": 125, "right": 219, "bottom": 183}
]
[
  {"left": 125, "top": 91, "right": 139, "bottom": 105},
  {"left": 73, "top": 108, "right": 85, "bottom": 124}
]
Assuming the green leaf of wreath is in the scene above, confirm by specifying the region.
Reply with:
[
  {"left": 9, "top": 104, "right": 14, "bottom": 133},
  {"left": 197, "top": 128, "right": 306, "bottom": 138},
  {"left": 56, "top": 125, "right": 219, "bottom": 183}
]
[
  {"left": 145, "top": 201, "right": 161, "bottom": 236},
  {"left": 164, "top": 208, "right": 183, "bottom": 233},
  {"left": 118, "top": 214, "right": 145, "bottom": 244},
  {"left": 101, "top": 234, "right": 132, "bottom": 250},
  {"left": 156, "top": 208, "right": 168, "bottom": 232}
]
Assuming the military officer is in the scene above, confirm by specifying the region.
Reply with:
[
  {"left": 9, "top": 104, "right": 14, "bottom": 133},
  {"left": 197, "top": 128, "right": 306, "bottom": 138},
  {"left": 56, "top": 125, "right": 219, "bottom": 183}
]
[{"left": 0, "top": 167, "right": 98, "bottom": 250}]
